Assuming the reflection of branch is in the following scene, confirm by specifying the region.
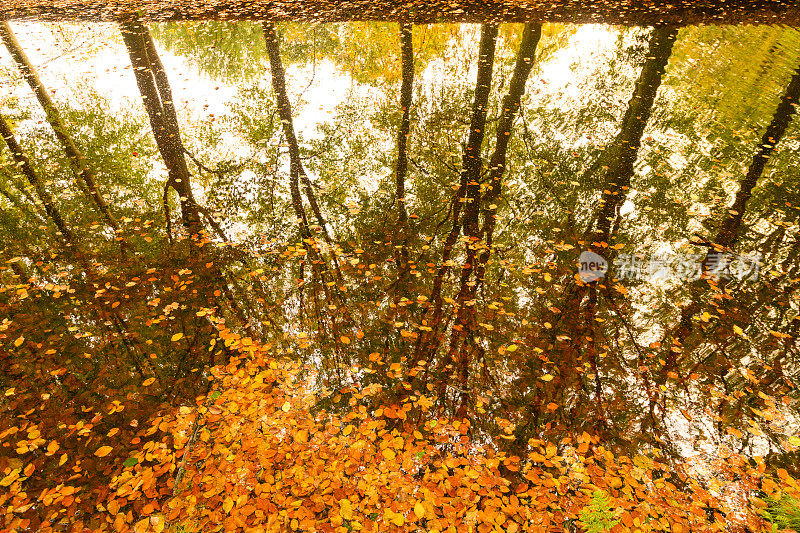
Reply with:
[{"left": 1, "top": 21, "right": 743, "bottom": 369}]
[
  {"left": 198, "top": 204, "right": 228, "bottom": 242},
  {"left": 602, "top": 285, "right": 654, "bottom": 392},
  {"left": 0, "top": 34, "right": 92, "bottom": 88},
  {"left": 184, "top": 147, "right": 228, "bottom": 177},
  {"left": 409, "top": 157, "right": 430, "bottom": 175},
  {"left": 431, "top": 148, "right": 459, "bottom": 175},
  {"left": 413, "top": 202, "right": 451, "bottom": 265},
  {"left": 519, "top": 114, "right": 572, "bottom": 214},
  {"left": 172, "top": 381, "right": 214, "bottom": 497},
  {"left": 688, "top": 232, "right": 714, "bottom": 247},
  {"left": 163, "top": 182, "right": 172, "bottom": 245},
  {"left": 577, "top": 154, "right": 603, "bottom": 185},
  {"left": 294, "top": 24, "right": 318, "bottom": 111}
]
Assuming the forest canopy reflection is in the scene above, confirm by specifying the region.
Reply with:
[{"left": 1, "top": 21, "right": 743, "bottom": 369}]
[{"left": 1, "top": 15, "right": 800, "bottom": 533}]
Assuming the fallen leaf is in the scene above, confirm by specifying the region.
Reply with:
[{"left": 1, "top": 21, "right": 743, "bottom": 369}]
[{"left": 95, "top": 446, "right": 113, "bottom": 458}]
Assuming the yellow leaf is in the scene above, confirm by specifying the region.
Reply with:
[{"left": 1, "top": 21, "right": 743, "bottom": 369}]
[
  {"left": 13, "top": 336, "right": 24, "bottom": 347},
  {"left": 733, "top": 325, "right": 745, "bottom": 336},
  {"left": 343, "top": 425, "right": 355, "bottom": 436},
  {"left": 142, "top": 378, "right": 156, "bottom": 386},
  {"left": 388, "top": 511, "right": 404, "bottom": 526},
  {"left": 339, "top": 498, "right": 353, "bottom": 520},
  {"left": 546, "top": 443, "right": 557, "bottom": 457},
  {"left": 171, "top": 333, "right": 184, "bottom": 342},
  {"left": 788, "top": 436, "right": 800, "bottom": 447},
  {"left": 541, "top": 374, "right": 554, "bottom": 381},
  {"left": 150, "top": 515, "right": 165, "bottom": 533},
  {"left": 133, "top": 517, "right": 149, "bottom": 533},
  {"left": 340, "top": 336, "right": 350, "bottom": 344},
  {"left": 223, "top": 497, "right": 234, "bottom": 514},
  {"left": 414, "top": 501, "right": 425, "bottom": 519},
  {"left": 281, "top": 401, "right": 291, "bottom": 412},
  {"left": 0, "top": 470, "right": 18, "bottom": 487},
  {"left": 94, "top": 446, "right": 113, "bottom": 458},
  {"left": 46, "top": 440, "right": 59, "bottom": 455},
  {"left": 382, "top": 448, "right": 396, "bottom": 461},
  {"left": 58, "top": 453, "right": 68, "bottom": 466}
]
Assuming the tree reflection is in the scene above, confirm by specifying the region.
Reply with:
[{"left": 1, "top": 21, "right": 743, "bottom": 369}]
[{"left": 1, "top": 18, "right": 799, "bottom": 531}]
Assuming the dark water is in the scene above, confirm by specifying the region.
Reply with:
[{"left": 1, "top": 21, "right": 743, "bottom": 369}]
[{"left": 2, "top": 0, "right": 800, "bottom": 24}]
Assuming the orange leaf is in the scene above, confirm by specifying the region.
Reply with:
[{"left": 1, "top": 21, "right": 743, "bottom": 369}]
[{"left": 95, "top": 446, "right": 113, "bottom": 458}]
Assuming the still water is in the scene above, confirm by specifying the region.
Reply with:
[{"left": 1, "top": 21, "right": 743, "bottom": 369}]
[{"left": 0, "top": 7, "right": 799, "bottom": 532}]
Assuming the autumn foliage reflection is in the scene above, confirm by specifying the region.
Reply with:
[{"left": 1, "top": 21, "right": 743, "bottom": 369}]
[{"left": 0, "top": 15, "right": 799, "bottom": 533}]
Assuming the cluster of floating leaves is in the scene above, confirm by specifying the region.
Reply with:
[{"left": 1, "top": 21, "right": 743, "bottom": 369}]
[{"left": 4, "top": 321, "right": 800, "bottom": 532}]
